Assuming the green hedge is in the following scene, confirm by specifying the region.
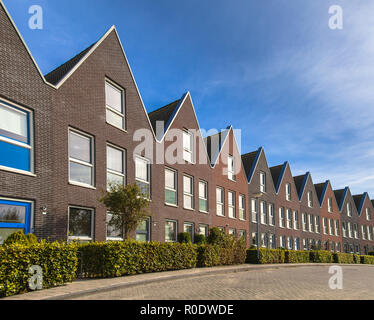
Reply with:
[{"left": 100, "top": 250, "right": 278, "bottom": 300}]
[
  {"left": 77, "top": 241, "right": 198, "bottom": 278},
  {"left": 285, "top": 250, "right": 310, "bottom": 263},
  {"left": 0, "top": 242, "right": 78, "bottom": 298},
  {"left": 197, "top": 243, "right": 246, "bottom": 267},
  {"left": 360, "top": 255, "right": 374, "bottom": 264},
  {"left": 309, "top": 250, "right": 333, "bottom": 263},
  {"left": 333, "top": 252, "right": 358, "bottom": 264},
  {"left": 246, "top": 248, "right": 286, "bottom": 264}
]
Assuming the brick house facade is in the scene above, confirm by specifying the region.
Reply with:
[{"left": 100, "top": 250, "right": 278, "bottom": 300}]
[{"left": 1, "top": 0, "right": 374, "bottom": 254}]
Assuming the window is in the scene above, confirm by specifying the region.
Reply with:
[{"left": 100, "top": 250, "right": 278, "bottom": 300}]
[
  {"left": 251, "top": 199, "right": 258, "bottom": 222},
  {"left": 335, "top": 220, "right": 340, "bottom": 236},
  {"left": 315, "top": 216, "right": 320, "bottom": 233},
  {"left": 183, "top": 130, "right": 194, "bottom": 163},
  {"left": 323, "top": 218, "right": 328, "bottom": 234},
  {"left": 347, "top": 202, "right": 352, "bottom": 217},
  {"left": 269, "top": 204, "right": 275, "bottom": 226},
  {"left": 328, "top": 198, "right": 333, "bottom": 213},
  {"left": 239, "top": 195, "right": 245, "bottom": 220},
  {"left": 280, "top": 235, "right": 285, "bottom": 248},
  {"left": 302, "top": 213, "right": 307, "bottom": 231},
  {"left": 279, "top": 207, "right": 285, "bottom": 228},
  {"left": 105, "top": 81, "right": 125, "bottom": 130},
  {"left": 184, "top": 222, "right": 194, "bottom": 242},
  {"left": 348, "top": 222, "right": 353, "bottom": 238},
  {"left": 368, "top": 226, "right": 373, "bottom": 241},
  {"left": 0, "top": 199, "right": 32, "bottom": 245},
  {"left": 308, "top": 214, "right": 314, "bottom": 233},
  {"left": 294, "top": 237, "right": 300, "bottom": 251},
  {"left": 293, "top": 211, "right": 299, "bottom": 230},
  {"left": 0, "top": 101, "right": 33, "bottom": 173},
  {"left": 183, "top": 175, "right": 194, "bottom": 210},
  {"left": 303, "top": 239, "right": 308, "bottom": 251},
  {"left": 199, "top": 181, "right": 208, "bottom": 212},
  {"left": 216, "top": 187, "right": 224, "bottom": 216},
  {"left": 342, "top": 222, "right": 347, "bottom": 238},
  {"left": 135, "top": 156, "right": 151, "bottom": 199},
  {"left": 228, "top": 191, "right": 236, "bottom": 218},
  {"left": 252, "top": 232, "right": 257, "bottom": 246},
  {"left": 200, "top": 224, "right": 209, "bottom": 238},
  {"left": 136, "top": 218, "right": 150, "bottom": 242},
  {"left": 165, "top": 220, "right": 177, "bottom": 242},
  {"left": 260, "top": 201, "right": 267, "bottom": 224},
  {"left": 269, "top": 234, "right": 276, "bottom": 249},
  {"left": 261, "top": 233, "right": 267, "bottom": 247},
  {"left": 228, "top": 228, "right": 236, "bottom": 237},
  {"left": 329, "top": 219, "right": 333, "bottom": 235},
  {"left": 287, "top": 236, "right": 293, "bottom": 250},
  {"left": 106, "top": 145, "right": 125, "bottom": 189},
  {"left": 106, "top": 212, "right": 123, "bottom": 240},
  {"left": 362, "top": 225, "right": 367, "bottom": 240},
  {"left": 239, "top": 230, "right": 246, "bottom": 240},
  {"left": 165, "top": 168, "right": 177, "bottom": 205},
  {"left": 353, "top": 224, "right": 358, "bottom": 239},
  {"left": 286, "top": 209, "right": 292, "bottom": 229},
  {"left": 69, "top": 129, "right": 94, "bottom": 187},
  {"left": 336, "top": 242, "right": 341, "bottom": 252},
  {"left": 366, "top": 208, "right": 371, "bottom": 221},
  {"left": 285, "top": 183, "right": 291, "bottom": 201},
  {"left": 307, "top": 191, "right": 313, "bottom": 207},
  {"left": 68, "top": 207, "right": 94, "bottom": 241},
  {"left": 228, "top": 155, "right": 235, "bottom": 181},
  {"left": 260, "top": 171, "right": 266, "bottom": 192}
]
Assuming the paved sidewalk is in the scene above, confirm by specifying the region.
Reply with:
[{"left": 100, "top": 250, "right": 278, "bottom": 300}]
[{"left": 3, "top": 263, "right": 372, "bottom": 300}]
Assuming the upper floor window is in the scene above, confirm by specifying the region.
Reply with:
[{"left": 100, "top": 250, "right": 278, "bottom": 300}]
[
  {"left": 228, "top": 191, "right": 236, "bottom": 218},
  {"left": 260, "top": 171, "right": 266, "bottom": 192},
  {"left": 183, "top": 130, "right": 194, "bottom": 163},
  {"left": 328, "top": 219, "right": 333, "bottom": 235},
  {"left": 315, "top": 216, "right": 320, "bottom": 233},
  {"left": 348, "top": 222, "right": 353, "bottom": 238},
  {"left": 260, "top": 201, "right": 267, "bottom": 224},
  {"left": 279, "top": 207, "right": 285, "bottom": 228},
  {"left": 308, "top": 214, "right": 314, "bottom": 233},
  {"left": 293, "top": 211, "right": 299, "bottom": 230},
  {"left": 0, "top": 101, "right": 33, "bottom": 173},
  {"left": 269, "top": 204, "right": 275, "bottom": 226},
  {"left": 228, "top": 155, "right": 235, "bottom": 181},
  {"left": 327, "top": 198, "right": 333, "bottom": 213},
  {"left": 165, "top": 168, "right": 177, "bottom": 206},
  {"left": 366, "top": 208, "right": 371, "bottom": 221},
  {"left": 307, "top": 191, "right": 313, "bottom": 207},
  {"left": 302, "top": 213, "right": 307, "bottom": 231},
  {"left": 199, "top": 180, "right": 208, "bottom": 212},
  {"left": 285, "top": 183, "right": 291, "bottom": 201},
  {"left": 105, "top": 81, "right": 125, "bottom": 130},
  {"left": 106, "top": 144, "right": 125, "bottom": 189},
  {"left": 323, "top": 218, "right": 328, "bottom": 234},
  {"left": 69, "top": 129, "right": 94, "bottom": 187},
  {"left": 183, "top": 175, "right": 194, "bottom": 210},
  {"left": 342, "top": 222, "right": 347, "bottom": 238},
  {"left": 251, "top": 198, "right": 258, "bottom": 223},
  {"left": 353, "top": 224, "right": 359, "bottom": 239},
  {"left": 335, "top": 220, "right": 340, "bottom": 236},
  {"left": 135, "top": 156, "right": 150, "bottom": 199},
  {"left": 239, "top": 195, "right": 245, "bottom": 220},
  {"left": 286, "top": 209, "right": 292, "bottom": 229},
  {"left": 216, "top": 187, "right": 224, "bottom": 216},
  {"left": 347, "top": 202, "right": 352, "bottom": 217}
]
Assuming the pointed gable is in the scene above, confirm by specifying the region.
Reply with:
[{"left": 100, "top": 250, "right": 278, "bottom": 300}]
[
  {"left": 269, "top": 163, "right": 287, "bottom": 193},
  {"left": 204, "top": 127, "right": 231, "bottom": 167},
  {"left": 334, "top": 188, "right": 346, "bottom": 211},
  {"left": 241, "top": 148, "right": 261, "bottom": 182}
]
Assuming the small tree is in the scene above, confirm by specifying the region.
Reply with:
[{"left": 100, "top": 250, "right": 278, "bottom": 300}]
[{"left": 100, "top": 183, "right": 150, "bottom": 240}]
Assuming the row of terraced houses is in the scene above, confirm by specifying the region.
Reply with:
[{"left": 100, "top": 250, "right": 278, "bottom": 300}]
[{"left": 0, "top": 1, "right": 374, "bottom": 254}]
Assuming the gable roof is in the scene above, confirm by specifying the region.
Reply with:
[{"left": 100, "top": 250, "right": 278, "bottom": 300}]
[
  {"left": 293, "top": 173, "right": 311, "bottom": 201},
  {"left": 44, "top": 42, "right": 96, "bottom": 85},
  {"left": 353, "top": 193, "right": 370, "bottom": 216},
  {"left": 334, "top": 188, "right": 347, "bottom": 211},
  {"left": 204, "top": 127, "right": 231, "bottom": 166},
  {"left": 148, "top": 97, "right": 184, "bottom": 140},
  {"left": 314, "top": 182, "right": 325, "bottom": 206},
  {"left": 269, "top": 162, "right": 288, "bottom": 193},
  {"left": 241, "top": 148, "right": 262, "bottom": 183}
]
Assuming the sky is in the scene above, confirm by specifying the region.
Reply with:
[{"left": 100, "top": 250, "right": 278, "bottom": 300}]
[{"left": 3, "top": 0, "right": 374, "bottom": 197}]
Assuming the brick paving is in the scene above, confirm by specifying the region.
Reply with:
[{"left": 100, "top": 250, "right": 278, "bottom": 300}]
[{"left": 4, "top": 264, "right": 374, "bottom": 300}]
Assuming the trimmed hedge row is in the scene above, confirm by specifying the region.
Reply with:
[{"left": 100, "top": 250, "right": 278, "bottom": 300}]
[
  {"left": 77, "top": 241, "right": 198, "bottom": 278},
  {"left": 0, "top": 242, "right": 78, "bottom": 298},
  {"left": 246, "top": 249, "right": 369, "bottom": 265},
  {"left": 196, "top": 242, "right": 246, "bottom": 267}
]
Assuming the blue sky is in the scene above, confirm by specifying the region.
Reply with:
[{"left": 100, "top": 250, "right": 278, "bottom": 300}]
[{"left": 3, "top": 0, "right": 374, "bottom": 197}]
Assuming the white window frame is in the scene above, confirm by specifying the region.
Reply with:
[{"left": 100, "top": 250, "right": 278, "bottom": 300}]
[
  {"left": 165, "top": 167, "right": 177, "bottom": 206},
  {"left": 0, "top": 100, "right": 34, "bottom": 175},
  {"left": 165, "top": 219, "right": 178, "bottom": 243},
  {"left": 269, "top": 204, "right": 275, "bottom": 226},
  {"left": 366, "top": 208, "right": 371, "bottom": 221},
  {"left": 279, "top": 207, "right": 285, "bottom": 228},
  {"left": 68, "top": 206, "right": 94, "bottom": 241},
  {"left": 184, "top": 222, "right": 195, "bottom": 242},
  {"left": 286, "top": 209, "right": 292, "bottom": 229},
  {"left": 106, "top": 144, "right": 126, "bottom": 189},
  {"left": 216, "top": 187, "right": 225, "bottom": 216},
  {"left": 183, "top": 130, "right": 194, "bottom": 163},
  {"left": 68, "top": 128, "right": 95, "bottom": 188},
  {"left": 251, "top": 198, "right": 258, "bottom": 223},
  {"left": 239, "top": 194, "right": 245, "bottom": 220},
  {"left": 260, "top": 201, "right": 267, "bottom": 225},
  {"left": 135, "top": 156, "right": 151, "bottom": 199},
  {"left": 198, "top": 180, "right": 208, "bottom": 213},
  {"left": 335, "top": 220, "right": 340, "bottom": 236},
  {"left": 315, "top": 216, "right": 320, "bottom": 234},
  {"left": 285, "top": 183, "right": 291, "bottom": 201},
  {"left": 307, "top": 191, "right": 313, "bottom": 208},
  {"left": 347, "top": 202, "right": 352, "bottom": 217},
  {"left": 293, "top": 210, "right": 299, "bottom": 230},
  {"left": 342, "top": 222, "right": 347, "bottom": 238},
  {"left": 260, "top": 171, "right": 266, "bottom": 192},
  {"left": 228, "top": 191, "right": 236, "bottom": 219},
  {"left": 183, "top": 175, "right": 194, "bottom": 210},
  {"left": 308, "top": 214, "right": 314, "bottom": 233},
  {"left": 105, "top": 80, "right": 126, "bottom": 130},
  {"left": 328, "top": 198, "right": 333, "bottom": 213},
  {"left": 228, "top": 155, "right": 235, "bottom": 181},
  {"left": 302, "top": 213, "right": 307, "bottom": 231}
]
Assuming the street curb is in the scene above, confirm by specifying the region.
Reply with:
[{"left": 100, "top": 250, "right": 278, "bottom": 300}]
[{"left": 41, "top": 263, "right": 366, "bottom": 300}]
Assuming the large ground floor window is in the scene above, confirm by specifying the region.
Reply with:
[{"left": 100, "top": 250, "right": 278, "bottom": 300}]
[
  {"left": 68, "top": 206, "right": 94, "bottom": 242},
  {"left": 0, "top": 198, "right": 32, "bottom": 245}
]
